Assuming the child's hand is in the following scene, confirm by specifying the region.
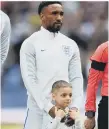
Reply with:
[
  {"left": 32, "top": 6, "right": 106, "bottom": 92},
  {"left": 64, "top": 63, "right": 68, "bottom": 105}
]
[
  {"left": 69, "top": 109, "right": 79, "bottom": 120},
  {"left": 55, "top": 107, "right": 66, "bottom": 118}
]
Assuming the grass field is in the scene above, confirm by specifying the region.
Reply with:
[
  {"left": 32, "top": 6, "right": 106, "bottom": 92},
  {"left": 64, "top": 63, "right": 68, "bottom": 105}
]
[
  {"left": 1, "top": 124, "right": 23, "bottom": 129},
  {"left": 1, "top": 124, "right": 97, "bottom": 129}
]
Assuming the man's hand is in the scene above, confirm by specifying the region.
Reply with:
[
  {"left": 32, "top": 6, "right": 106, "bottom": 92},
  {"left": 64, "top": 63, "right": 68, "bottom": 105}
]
[
  {"left": 49, "top": 106, "right": 56, "bottom": 118},
  {"left": 84, "top": 117, "right": 95, "bottom": 129}
]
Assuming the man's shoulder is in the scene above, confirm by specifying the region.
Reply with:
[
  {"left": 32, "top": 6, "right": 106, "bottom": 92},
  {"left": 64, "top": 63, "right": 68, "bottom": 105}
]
[
  {"left": 94, "top": 41, "right": 108, "bottom": 55},
  {"left": 90, "top": 41, "right": 108, "bottom": 62},
  {"left": 60, "top": 33, "right": 78, "bottom": 48},
  {"left": 60, "top": 33, "right": 77, "bottom": 44},
  {"left": 22, "top": 31, "right": 41, "bottom": 45},
  {"left": 98, "top": 41, "right": 108, "bottom": 51},
  {"left": 0, "top": 10, "right": 11, "bottom": 32},
  {"left": 20, "top": 31, "right": 41, "bottom": 51},
  {"left": 0, "top": 10, "right": 10, "bottom": 21}
]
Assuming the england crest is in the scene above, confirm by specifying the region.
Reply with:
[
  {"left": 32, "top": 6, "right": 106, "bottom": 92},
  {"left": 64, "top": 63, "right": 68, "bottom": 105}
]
[{"left": 62, "top": 45, "right": 72, "bottom": 57}]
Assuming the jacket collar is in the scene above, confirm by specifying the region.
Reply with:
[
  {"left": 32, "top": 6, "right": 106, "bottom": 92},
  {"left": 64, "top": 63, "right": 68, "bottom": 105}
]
[{"left": 40, "top": 26, "right": 59, "bottom": 39}]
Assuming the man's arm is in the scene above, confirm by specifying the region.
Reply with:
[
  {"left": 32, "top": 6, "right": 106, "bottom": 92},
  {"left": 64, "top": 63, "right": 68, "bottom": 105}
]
[
  {"left": 68, "top": 43, "right": 83, "bottom": 110},
  {"left": 85, "top": 68, "right": 102, "bottom": 112},
  {"left": 1, "top": 11, "right": 11, "bottom": 64},
  {"left": 85, "top": 42, "right": 108, "bottom": 113},
  {"left": 84, "top": 42, "right": 108, "bottom": 129},
  {"left": 20, "top": 40, "right": 54, "bottom": 113}
]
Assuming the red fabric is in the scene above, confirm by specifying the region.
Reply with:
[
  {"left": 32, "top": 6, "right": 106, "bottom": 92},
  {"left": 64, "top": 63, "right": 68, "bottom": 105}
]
[{"left": 85, "top": 41, "right": 108, "bottom": 112}]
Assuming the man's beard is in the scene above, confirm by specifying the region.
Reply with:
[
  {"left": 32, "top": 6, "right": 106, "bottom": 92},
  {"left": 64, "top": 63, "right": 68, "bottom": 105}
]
[{"left": 47, "top": 23, "right": 62, "bottom": 33}]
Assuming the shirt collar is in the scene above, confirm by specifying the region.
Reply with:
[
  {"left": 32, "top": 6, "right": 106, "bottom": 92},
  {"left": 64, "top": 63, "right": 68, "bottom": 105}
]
[{"left": 40, "top": 26, "right": 59, "bottom": 39}]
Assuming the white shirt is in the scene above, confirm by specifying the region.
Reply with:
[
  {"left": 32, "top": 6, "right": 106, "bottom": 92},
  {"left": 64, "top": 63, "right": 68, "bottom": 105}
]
[
  {"left": 43, "top": 108, "right": 85, "bottom": 129},
  {"left": 45, "top": 116, "right": 85, "bottom": 129},
  {"left": 0, "top": 10, "right": 11, "bottom": 64},
  {"left": 20, "top": 26, "right": 83, "bottom": 113}
]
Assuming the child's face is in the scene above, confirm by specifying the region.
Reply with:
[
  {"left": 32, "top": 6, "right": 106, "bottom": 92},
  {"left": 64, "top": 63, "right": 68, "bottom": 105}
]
[{"left": 52, "top": 87, "right": 72, "bottom": 109}]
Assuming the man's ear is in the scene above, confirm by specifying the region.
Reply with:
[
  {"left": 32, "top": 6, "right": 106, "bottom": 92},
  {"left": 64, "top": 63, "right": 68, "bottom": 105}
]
[{"left": 40, "top": 12, "right": 45, "bottom": 21}]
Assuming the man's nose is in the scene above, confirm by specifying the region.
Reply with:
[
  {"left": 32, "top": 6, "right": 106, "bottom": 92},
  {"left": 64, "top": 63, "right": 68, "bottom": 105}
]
[{"left": 57, "top": 15, "right": 62, "bottom": 21}]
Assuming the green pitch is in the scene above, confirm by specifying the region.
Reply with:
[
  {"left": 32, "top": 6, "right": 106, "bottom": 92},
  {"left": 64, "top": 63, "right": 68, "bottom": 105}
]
[
  {"left": 1, "top": 124, "right": 23, "bottom": 129},
  {"left": 1, "top": 124, "right": 97, "bottom": 129}
]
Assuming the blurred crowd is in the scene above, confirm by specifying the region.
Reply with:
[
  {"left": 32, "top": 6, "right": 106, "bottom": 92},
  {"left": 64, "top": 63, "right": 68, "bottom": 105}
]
[{"left": 1, "top": 1, "right": 108, "bottom": 108}]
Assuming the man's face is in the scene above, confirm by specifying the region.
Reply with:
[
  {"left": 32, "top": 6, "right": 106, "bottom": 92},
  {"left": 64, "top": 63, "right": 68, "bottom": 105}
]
[
  {"left": 40, "top": 4, "right": 64, "bottom": 32},
  {"left": 52, "top": 87, "right": 72, "bottom": 109}
]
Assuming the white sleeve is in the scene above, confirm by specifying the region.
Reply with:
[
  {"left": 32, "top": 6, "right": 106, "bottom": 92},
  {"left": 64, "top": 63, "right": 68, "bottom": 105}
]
[
  {"left": 68, "top": 43, "right": 83, "bottom": 110},
  {"left": 20, "top": 41, "right": 54, "bottom": 112},
  {"left": 73, "top": 116, "right": 85, "bottom": 129},
  {"left": 73, "top": 118, "right": 83, "bottom": 129},
  {"left": 45, "top": 117, "right": 61, "bottom": 129},
  {"left": 1, "top": 11, "right": 11, "bottom": 65}
]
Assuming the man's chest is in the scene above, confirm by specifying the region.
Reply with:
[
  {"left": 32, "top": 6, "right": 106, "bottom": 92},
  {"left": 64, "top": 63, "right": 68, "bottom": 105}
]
[{"left": 34, "top": 40, "right": 73, "bottom": 69}]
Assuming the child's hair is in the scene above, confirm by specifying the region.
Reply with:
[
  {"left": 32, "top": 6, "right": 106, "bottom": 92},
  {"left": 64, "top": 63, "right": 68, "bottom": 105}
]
[{"left": 51, "top": 80, "right": 72, "bottom": 93}]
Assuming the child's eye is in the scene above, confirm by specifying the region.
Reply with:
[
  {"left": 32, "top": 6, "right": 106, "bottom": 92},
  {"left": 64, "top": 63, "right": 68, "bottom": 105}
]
[
  {"left": 61, "top": 94, "right": 66, "bottom": 97},
  {"left": 69, "top": 94, "right": 72, "bottom": 97}
]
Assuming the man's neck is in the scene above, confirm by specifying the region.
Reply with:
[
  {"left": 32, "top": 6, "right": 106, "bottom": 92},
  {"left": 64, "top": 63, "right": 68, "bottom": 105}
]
[
  {"left": 41, "top": 26, "right": 59, "bottom": 38},
  {"left": 42, "top": 25, "right": 59, "bottom": 34}
]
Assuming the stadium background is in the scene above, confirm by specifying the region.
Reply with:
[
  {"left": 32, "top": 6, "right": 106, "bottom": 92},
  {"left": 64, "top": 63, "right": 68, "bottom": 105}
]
[{"left": 1, "top": 1, "right": 108, "bottom": 129}]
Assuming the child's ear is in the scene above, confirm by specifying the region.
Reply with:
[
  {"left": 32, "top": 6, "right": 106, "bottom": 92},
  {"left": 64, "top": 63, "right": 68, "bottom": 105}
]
[{"left": 52, "top": 93, "right": 56, "bottom": 101}]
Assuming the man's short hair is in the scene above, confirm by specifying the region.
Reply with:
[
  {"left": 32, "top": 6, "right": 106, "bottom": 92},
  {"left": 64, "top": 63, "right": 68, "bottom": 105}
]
[
  {"left": 51, "top": 80, "right": 72, "bottom": 93},
  {"left": 38, "top": 1, "right": 62, "bottom": 15}
]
